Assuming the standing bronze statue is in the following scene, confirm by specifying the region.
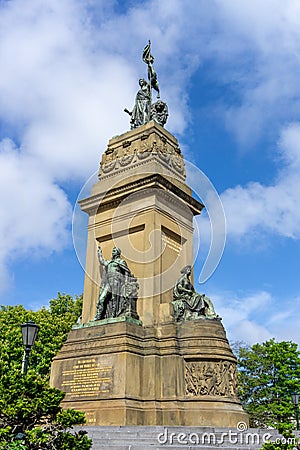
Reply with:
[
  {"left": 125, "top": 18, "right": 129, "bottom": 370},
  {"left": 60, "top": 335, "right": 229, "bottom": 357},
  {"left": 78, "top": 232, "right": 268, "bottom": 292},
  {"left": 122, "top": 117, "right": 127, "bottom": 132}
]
[
  {"left": 94, "top": 246, "right": 139, "bottom": 321},
  {"left": 172, "top": 265, "right": 219, "bottom": 322},
  {"left": 127, "top": 78, "right": 151, "bottom": 129},
  {"left": 125, "top": 40, "right": 168, "bottom": 129}
]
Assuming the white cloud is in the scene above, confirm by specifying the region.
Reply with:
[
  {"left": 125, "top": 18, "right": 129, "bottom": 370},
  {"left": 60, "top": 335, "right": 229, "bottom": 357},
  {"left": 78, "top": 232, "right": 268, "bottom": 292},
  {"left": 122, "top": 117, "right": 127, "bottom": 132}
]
[
  {"left": 210, "top": 289, "right": 300, "bottom": 345},
  {"left": 209, "top": 0, "right": 300, "bottom": 145},
  {"left": 0, "top": 0, "right": 139, "bottom": 181},
  {"left": 0, "top": 139, "right": 71, "bottom": 293},
  {"left": 221, "top": 123, "right": 300, "bottom": 240},
  {"left": 195, "top": 126, "right": 300, "bottom": 263}
]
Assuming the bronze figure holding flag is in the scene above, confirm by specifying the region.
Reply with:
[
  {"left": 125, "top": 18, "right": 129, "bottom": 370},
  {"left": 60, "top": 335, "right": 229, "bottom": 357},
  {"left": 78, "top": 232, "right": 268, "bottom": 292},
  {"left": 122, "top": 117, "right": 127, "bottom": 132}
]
[{"left": 125, "top": 41, "right": 168, "bottom": 129}]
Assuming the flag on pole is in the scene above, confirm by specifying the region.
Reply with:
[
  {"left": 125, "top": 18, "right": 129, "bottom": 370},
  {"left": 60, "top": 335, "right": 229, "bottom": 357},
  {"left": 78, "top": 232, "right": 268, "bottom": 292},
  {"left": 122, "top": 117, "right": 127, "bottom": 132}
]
[
  {"left": 142, "top": 40, "right": 160, "bottom": 96},
  {"left": 142, "top": 40, "right": 152, "bottom": 65}
]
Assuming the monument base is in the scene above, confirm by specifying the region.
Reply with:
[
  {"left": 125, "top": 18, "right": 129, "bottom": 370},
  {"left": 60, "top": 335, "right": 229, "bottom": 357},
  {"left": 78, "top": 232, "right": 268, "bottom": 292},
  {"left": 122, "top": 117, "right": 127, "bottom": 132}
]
[{"left": 50, "top": 317, "right": 248, "bottom": 427}]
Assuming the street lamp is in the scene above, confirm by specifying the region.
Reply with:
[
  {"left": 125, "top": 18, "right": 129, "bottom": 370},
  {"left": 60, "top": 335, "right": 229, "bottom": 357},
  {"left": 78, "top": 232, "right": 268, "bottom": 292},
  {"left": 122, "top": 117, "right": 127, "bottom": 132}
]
[
  {"left": 292, "top": 392, "right": 299, "bottom": 431},
  {"left": 21, "top": 320, "right": 39, "bottom": 375}
]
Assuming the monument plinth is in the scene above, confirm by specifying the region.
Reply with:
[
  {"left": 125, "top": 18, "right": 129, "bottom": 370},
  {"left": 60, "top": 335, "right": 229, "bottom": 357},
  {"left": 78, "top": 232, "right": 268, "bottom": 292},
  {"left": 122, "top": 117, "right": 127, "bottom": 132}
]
[{"left": 50, "top": 42, "right": 248, "bottom": 427}]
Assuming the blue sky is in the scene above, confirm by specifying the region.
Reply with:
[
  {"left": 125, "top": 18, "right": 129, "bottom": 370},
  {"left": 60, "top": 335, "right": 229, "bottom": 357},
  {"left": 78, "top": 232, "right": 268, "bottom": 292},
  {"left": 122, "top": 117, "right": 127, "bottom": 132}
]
[{"left": 0, "top": 0, "right": 299, "bottom": 345}]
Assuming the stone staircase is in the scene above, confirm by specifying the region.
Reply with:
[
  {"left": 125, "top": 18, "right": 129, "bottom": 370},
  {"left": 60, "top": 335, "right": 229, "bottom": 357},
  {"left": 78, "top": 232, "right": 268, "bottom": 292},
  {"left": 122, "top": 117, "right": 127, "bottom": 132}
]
[{"left": 76, "top": 426, "right": 299, "bottom": 450}]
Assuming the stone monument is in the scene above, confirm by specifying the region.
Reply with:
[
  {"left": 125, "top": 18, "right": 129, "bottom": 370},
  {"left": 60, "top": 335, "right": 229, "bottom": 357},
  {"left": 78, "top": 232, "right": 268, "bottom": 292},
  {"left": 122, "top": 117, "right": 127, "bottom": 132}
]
[{"left": 50, "top": 42, "right": 248, "bottom": 427}]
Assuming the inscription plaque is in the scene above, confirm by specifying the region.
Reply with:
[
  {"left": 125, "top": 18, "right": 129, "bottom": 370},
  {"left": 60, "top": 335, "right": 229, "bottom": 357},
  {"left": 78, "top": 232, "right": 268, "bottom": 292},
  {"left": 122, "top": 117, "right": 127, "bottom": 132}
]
[
  {"left": 85, "top": 410, "right": 96, "bottom": 424},
  {"left": 62, "top": 358, "right": 113, "bottom": 397}
]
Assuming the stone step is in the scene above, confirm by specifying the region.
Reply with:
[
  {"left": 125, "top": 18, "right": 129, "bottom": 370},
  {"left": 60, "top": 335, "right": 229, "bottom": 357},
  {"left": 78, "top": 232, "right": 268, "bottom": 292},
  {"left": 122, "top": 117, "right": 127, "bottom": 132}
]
[{"left": 75, "top": 426, "right": 299, "bottom": 450}]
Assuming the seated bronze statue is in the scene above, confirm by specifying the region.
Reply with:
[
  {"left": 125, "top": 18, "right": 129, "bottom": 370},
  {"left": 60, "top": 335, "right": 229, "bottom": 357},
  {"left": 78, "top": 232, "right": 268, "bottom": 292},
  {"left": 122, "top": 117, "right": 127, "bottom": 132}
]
[{"left": 172, "top": 265, "right": 218, "bottom": 322}]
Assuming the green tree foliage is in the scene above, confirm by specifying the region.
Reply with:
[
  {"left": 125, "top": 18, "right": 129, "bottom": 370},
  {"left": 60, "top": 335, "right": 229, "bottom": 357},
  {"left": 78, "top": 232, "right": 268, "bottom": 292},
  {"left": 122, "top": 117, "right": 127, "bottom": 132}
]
[
  {"left": 0, "top": 293, "right": 83, "bottom": 377},
  {"left": 260, "top": 426, "right": 297, "bottom": 450},
  {"left": 0, "top": 293, "right": 92, "bottom": 449},
  {"left": 237, "top": 339, "right": 300, "bottom": 430}
]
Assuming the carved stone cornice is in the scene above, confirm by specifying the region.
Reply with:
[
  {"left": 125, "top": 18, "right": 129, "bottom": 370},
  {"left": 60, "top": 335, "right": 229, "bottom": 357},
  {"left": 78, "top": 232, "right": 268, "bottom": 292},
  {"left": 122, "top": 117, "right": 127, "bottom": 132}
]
[
  {"left": 99, "top": 121, "right": 186, "bottom": 181},
  {"left": 79, "top": 173, "right": 204, "bottom": 217}
]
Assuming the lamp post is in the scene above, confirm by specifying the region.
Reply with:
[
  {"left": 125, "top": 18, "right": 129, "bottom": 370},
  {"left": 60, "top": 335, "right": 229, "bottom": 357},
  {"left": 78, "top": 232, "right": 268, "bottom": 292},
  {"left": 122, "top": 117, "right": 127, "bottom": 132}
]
[
  {"left": 292, "top": 392, "right": 299, "bottom": 431},
  {"left": 21, "top": 320, "right": 39, "bottom": 375}
]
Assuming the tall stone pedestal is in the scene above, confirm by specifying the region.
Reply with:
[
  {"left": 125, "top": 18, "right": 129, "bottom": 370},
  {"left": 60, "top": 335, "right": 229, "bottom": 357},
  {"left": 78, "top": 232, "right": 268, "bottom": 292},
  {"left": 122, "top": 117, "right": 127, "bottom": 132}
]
[
  {"left": 50, "top": 121, "right": 248, "bottom": 427},
  {"left": 50, "top": 317, "right": 248, "bottom": 426}
]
